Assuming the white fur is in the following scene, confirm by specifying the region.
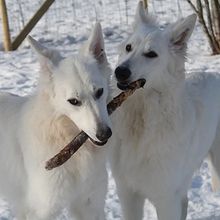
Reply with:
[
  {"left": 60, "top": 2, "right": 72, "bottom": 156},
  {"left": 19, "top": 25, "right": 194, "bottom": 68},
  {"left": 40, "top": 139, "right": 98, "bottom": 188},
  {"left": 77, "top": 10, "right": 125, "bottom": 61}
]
[
  {"left": 109, "top": 2, "right": 220, "bottom": 220},
  {"left": 0, "top": 23, "right": 111, "bottom": 219}
]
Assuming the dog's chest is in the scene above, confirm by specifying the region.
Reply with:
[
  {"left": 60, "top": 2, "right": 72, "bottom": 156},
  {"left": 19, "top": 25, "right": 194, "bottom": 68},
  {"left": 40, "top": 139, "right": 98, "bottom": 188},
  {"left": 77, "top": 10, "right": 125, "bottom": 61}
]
[{"left": 112, "top": 93, "right": 192, "bottom": 195}]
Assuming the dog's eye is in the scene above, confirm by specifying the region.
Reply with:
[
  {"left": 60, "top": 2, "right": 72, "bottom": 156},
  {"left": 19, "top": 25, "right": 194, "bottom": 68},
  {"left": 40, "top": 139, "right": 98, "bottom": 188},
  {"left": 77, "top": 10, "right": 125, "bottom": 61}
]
[
  {"left": 68, "top": 98, "right": 82, "bottom": 106},
  {"left": 143, "top": 51, "right": 158, "bottom": 58},
  {"left": 125, "top": 44, "right": 132, "bottom": 52},
  {"left": 95, "top": 88, "right": 104, "bottom": 99}
]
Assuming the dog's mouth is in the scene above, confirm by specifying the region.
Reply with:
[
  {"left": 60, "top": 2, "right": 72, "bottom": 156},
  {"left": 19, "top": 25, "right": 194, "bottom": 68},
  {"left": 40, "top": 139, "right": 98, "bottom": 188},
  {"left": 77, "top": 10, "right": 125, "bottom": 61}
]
[
  {"left": 117, "top": 82, "right": 130, "bottom": 91},
  {"left": 89, "top": 138, "right": 108, "bottom": 146},
  {"left": 117, "top": 78, "right": 146, "bottom": 91}
]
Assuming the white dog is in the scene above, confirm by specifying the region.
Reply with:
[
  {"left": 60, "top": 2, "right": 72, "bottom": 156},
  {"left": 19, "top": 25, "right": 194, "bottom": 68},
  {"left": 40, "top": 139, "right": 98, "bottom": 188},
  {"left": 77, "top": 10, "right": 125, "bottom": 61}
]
[
  {"left": 0, "top": 23, "right": 112, "bottom": 220},
  {"left": 109, "top": 2, "right": 220, "bottom": 220}
]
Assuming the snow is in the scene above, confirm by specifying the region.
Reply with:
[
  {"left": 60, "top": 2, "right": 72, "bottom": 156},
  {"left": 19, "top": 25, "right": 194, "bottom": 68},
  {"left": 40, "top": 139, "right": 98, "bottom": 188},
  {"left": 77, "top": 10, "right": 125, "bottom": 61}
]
[{"left": 1, "top": 0, "right": 220, "bottom": 219}]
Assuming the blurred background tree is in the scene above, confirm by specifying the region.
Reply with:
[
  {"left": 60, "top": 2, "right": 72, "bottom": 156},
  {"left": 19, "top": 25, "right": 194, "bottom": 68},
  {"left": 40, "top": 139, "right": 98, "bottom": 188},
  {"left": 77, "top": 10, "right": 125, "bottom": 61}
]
[{"left": 187, "top": 0, "right": 220, "bottom": 55}]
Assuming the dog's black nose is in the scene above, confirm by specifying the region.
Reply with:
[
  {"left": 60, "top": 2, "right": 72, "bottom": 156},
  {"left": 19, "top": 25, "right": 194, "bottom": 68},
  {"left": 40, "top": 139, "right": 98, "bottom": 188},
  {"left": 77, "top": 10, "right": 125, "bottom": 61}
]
[
  {"left": 96, "top": 125, "right": 112, "bottom": 142},
  {"left": 115, "top": 66, "right": 131, "bottom": 82}
]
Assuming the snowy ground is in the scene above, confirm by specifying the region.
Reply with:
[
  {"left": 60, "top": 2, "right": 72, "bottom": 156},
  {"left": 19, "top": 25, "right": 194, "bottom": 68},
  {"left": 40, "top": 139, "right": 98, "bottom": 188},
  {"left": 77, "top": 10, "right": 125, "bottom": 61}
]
[{"left": 1, "top": 0, "right": 220, "bottom": 219}]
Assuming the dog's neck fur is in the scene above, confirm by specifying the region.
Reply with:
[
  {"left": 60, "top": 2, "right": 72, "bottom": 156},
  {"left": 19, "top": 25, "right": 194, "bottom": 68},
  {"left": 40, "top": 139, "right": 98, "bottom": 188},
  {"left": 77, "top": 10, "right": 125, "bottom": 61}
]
[
  {"left": 119, "top": 61, "right": 188, "bottom": 141},
  {"left": 145, "top": 62, "right": 186, "bottom": 112}
]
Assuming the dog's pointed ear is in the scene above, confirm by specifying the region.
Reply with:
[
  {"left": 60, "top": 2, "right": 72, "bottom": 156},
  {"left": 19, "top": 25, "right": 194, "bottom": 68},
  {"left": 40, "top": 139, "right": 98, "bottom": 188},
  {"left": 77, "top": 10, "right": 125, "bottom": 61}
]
[
  {"left": 87, "top": 22, "right": 107, "bottom": 63},
  {"left": 28, "top": 36, "right": 62, "bottom": 70},
  {"left": 134, "top": 1, "right": 146, "bottom": 25},
  {"left": 169, "top": 14, "right": 197, "bottom": 51},
  {"left": 133, "top": 1, "right": 155, "bottom": 28}
]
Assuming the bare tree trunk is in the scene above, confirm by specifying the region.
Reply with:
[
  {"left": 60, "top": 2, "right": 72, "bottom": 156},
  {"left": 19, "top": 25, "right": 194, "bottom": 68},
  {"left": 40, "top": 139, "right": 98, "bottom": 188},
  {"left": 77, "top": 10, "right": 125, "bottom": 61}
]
[
  {"left": 143, "top": 0, "right": 148, "bottom": 10},
  {"left": 187, "top": 0, "right": 220, "bottom": 55},
  {"left": 212, "top": 0, "right": 220, "bottom": 43},
  {"left": 0, "top": 0, "right": 12, "bottom": 51}
]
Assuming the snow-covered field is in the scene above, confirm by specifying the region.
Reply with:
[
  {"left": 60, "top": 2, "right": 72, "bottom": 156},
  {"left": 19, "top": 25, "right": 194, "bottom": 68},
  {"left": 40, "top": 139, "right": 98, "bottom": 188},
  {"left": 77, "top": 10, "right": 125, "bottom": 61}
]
[{"left": 1, "top": 0, "right": 220, "bottom": 219}]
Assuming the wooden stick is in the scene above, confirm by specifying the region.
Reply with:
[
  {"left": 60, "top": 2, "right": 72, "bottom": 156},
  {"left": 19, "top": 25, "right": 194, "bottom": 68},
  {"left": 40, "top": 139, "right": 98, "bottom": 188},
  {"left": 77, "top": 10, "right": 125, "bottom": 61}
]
[
  {"left": 11, "top": 0, "right": 55, "bottom": 50},
  {"left": 0, "top": 0, "right": 12, "bottom": 51},
  {"left": 45, "top": 79, "right": 146, "bottom": 170}
]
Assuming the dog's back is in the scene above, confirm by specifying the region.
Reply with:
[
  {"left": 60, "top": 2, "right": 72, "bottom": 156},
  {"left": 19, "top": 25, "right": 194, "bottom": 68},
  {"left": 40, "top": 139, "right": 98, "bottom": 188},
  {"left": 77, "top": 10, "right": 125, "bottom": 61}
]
[{"left": 0, "top": 93, "right": 27, "bottom": 205}]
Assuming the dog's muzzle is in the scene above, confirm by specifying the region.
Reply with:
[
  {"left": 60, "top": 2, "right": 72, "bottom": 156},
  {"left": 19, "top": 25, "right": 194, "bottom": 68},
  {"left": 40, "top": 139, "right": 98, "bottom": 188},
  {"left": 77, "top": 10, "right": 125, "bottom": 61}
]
[
  {"left": 115, "top": 66, "right": 132, "bottom": 90},
  {"left": 115, "top": 66, "right": 146, "bottom": 90},
  {"left": 88, "top": 125, "right": 112, "bottom": 146},
  {"left": 117, "top": 82, "right": 131, "bottom": 90}
]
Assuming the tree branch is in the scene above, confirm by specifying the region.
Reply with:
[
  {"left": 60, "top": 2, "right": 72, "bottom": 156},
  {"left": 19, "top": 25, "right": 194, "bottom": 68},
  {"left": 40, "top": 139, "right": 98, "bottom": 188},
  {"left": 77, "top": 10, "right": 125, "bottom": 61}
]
[
  {"left": 213, "top": 0, "right": 220, "bottom": 44},
  {"left": 187, "top": 0, "right": 219, "bottom": 54},
  {"left": 204, "top": 0, "right": 220, "bottom": 51},
  {"left": 186, "top": 0, "right": 199, "bottom": 13}
]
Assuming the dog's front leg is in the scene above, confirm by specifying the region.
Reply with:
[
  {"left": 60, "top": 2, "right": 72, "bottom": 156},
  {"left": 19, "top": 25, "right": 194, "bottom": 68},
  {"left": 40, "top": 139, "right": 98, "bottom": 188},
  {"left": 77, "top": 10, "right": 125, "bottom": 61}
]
[
  {"left": 115, "top": 179, "right": 145, "bottom": 220},
  {"left": 155, "top": 194, "right": 188, "bottom": 220},
  {"left": 69, "top": 171, "right": 107, "bottom": 220},
  {"left": 69, "top": 193, "right": 106, "bottom": 220},
  {"left": 25, "top": 170, "right": 62, "bottom": 220}
]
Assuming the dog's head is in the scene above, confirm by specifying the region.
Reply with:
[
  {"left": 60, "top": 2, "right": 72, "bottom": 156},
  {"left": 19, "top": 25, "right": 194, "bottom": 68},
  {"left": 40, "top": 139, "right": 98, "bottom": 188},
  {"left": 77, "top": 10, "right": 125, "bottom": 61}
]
[
  {"left": 115, "top": 1, "right": 196, "bottom": 91},
  {"left": 29, "top": 23, "right": 112, "bottom": 146}
]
